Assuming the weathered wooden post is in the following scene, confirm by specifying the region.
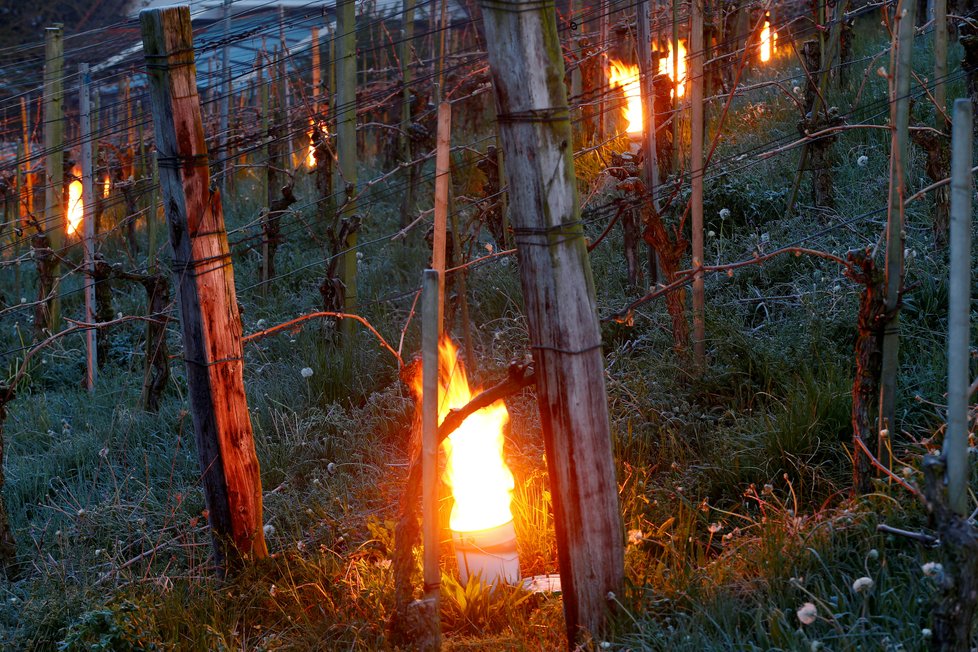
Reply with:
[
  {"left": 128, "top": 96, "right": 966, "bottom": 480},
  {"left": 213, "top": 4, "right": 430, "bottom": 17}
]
[
  {"left": 690, "top": 0, "right": 706, "bottom": 366},
  {"left": 480, "top": 0, "right": 624, "bottom": 644},
  {"left": 877, "top": 0, "right": 916, "bottom": 472},
  {"left": 140, "top": 5, "right": 267, "bottom": 572},
  {"left": 80, "top": 63, "right": 97, "bottom": 391},
  {"left": 40, "top": 25, "right": 64, "bottom": 335},
  {"left": 336, "top": 0, "right": 358, "bottom": 347}
]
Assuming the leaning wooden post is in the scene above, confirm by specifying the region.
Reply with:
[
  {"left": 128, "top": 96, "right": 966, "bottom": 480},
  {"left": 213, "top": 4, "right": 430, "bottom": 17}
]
[
  {"left": 480, "top": 1, "right": 624, "bottom": 644},
  {"left": 420, "top": 268, "right": 443, "bottom": 648},
  {"left": 432, "top": 102, "right": 451, "bottom": 329},
  {"left": 336, "top": 0, "right": 358, "bottom": 348},
  {"left": 877, "top": 0, "right": 916, "bottom": 472},
  {"left": 944, "top": 98, "right": 972, "bottom": 516},
  {"left": 42, "top": 24, "right": 65, "bottom": 333},
  {"left": 690, "top": 0, "right": 706, "bottom": 366},
  {"left": 671, "top": 0, "right": 680, "bottom": 174},
  {"left": 140, "top": 5, "right": 268, "bottom": 572},
  {"left": 80, "top": 63, "right": 97, "bottom": 392}
]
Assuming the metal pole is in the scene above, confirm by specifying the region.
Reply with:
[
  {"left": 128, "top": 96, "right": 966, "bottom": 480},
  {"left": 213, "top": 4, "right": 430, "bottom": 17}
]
[{"left": 944, "top": 98, "right": 973, "bottom": 515}]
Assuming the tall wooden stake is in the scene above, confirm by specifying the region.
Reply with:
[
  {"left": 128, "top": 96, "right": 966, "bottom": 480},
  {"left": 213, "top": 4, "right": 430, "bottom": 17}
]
[
  {"left": 935, "top": 0, "right": 948, "bottom": 127},
  {"left": 690, "top": 0, "right": 706, "bottom": 365},
  {"left": 336, "top": 0, "right": 358, "bottom": 349},
  {"left": 42, "top": 25, "right": 64, "bottom": 333},
  {"left": 399, "top": 0, "right": 417, "bottom": 227},
  {"left": 20, "top": 97, "right": 32, "bottom": 222},
  {"left": 219, "top": 0, "right": 232, "bottom": 199},
  {"left": 420, "top": 268, "right": 443, "bottom": 647},
  {"left": 278, "top": 5, "right": 293, "bottom": 168},
  {"left": 598, "top": 0, "right": 610, "bottom": 140},
  {"left": 433, "top": 102, "right": 451, "bottom": 328},
  {"left": 877, "top": 0, "right": 916, "bottom": 471},
  {"left": 636, "top": 0, "right": 659, "bottom": 196},
  {"left": 80, "top": 64, "right": 97, "bottom": 392},
  {"left": 944, "top": 98, "right": 972, "bottom": 516},
  {"left": 141, "top": 6, "right": 267, "bottom": 572},
  {"left": 480, "top": 1, "right": 623, "bottom": 644},
  {"left": 672, "top": 0, "right": 680, "bottom": 173}
]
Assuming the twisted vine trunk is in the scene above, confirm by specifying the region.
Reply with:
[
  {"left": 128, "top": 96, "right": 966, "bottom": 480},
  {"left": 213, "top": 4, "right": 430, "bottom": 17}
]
[{"left": 844, "top": 249, "right": 886, "bottom": 494}]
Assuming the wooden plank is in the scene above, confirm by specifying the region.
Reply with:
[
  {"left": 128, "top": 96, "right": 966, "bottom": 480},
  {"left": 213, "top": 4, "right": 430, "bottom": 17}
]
[
  {"left": 480, "top": 1, "right": 623, "bottom": 645},
  {"left": 140, "top": 5, "right": 267, "bottom": 572}
]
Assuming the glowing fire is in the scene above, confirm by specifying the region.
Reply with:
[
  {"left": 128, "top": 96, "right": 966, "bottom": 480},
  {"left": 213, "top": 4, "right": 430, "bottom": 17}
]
[
  {"left": 759, "top": 18, "right": 777, "bottom": 62},
  {"left": 102, "top": 175, "right": 111, "bottom": 198},
  {"left": 656, "top": 40, "right": 687, "bottom": 98},
  {"left": 306, "top": 118, "right": 329, "bottom": 168},
  {"left": 412, "top": 337, "right": 515, "bottom": 533},
  {"left": 608, "top": 60, "right": 643, "bottom": 135},
  {"left": 66, "top": 175, "right": 83, "bottom": 237}
]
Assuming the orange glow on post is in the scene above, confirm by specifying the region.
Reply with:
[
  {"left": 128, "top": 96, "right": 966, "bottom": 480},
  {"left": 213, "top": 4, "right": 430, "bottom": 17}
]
[{"left": 760, "top": 18, "right": 777, "bottom": 62}]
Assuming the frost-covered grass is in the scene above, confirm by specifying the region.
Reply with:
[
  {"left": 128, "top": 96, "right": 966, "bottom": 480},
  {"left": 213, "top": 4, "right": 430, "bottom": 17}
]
[{"left": 0, "top": 12, "right": 970, "bottom": 651}]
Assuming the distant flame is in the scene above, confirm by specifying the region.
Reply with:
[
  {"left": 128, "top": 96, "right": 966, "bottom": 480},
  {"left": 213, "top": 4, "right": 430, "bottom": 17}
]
[
  {"left": 306, "top": 118, "right": 329, "bottom": 168},
  {"left": 656, "top": 40, "right": 687, "bottom": 98},
  {"left": 66, "top": 175, "right": 83, "bottom": 237},
  {"left": 102, "top": 175, "right": 111, "bottom": 198},
  {"left": 759, "top": 18, "right": 777, "bottom": 62},
  {"left": 608, "top": 60, "right": 643, "bottom": 135},
  {"left": 412, "top": 337, "right": 515, "bottom": 533}
]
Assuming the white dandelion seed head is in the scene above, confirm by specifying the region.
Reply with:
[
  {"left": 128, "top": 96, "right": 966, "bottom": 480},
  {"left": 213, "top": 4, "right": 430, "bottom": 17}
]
[
  {"left": 857, "top": 155, "right": 869, "bottom": 167},
  {"left": 707, "top": 230, "right": 716, "bottom": 238},
  {"left": 797, "top": 602, "right": 818, "bottom": 625},
  {"left": 793, "top": 86, "right": 802, "bottom": 95},
  {"left": 922, "top": 628, "right": 932, "bottom": 639},
  {"left": 263, "top": 524, "right": 276, "bottom": 538},
  {"left": 300, "top": 367, "right": 314, "bottom": 378},
  {"left": 922, "top": 562, "right": 943, "bottom": 577},
  {"left": 852, "top": 576, "right": 874, "bottom": 593},
  {"left": 719, "top": 208, "right": 731, "bottom": 220}
]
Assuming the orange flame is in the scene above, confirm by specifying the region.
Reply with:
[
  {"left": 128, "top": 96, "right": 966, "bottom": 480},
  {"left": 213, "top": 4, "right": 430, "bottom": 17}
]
[
  {"left": 66, "top": 174, "right": 83, "bottom": 237},
  {"left": 102, "top": 175, "right": 111, "bottom": 198},
  {"left": 411, "top": 337, "right": 515, "bottom": 532},
  {"left": 608, "top": 59, "right": 643, "bottom": 135},
  {"left": 306, "top": 118, "right": 329, "bottom": 168},
  {"left": 656, "top": 40, "right": 687, "bottom": 98},
  {"left": 759, "top": 18, "right": 777, "bottom": 62}
]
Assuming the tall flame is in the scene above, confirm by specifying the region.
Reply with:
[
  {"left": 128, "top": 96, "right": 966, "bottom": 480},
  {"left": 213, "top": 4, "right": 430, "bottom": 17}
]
[
  {"left": 412, "top": 337, "right": 515, "bottom": 533},
  {"left": 608, "top": 60, "right": 643, "bottom": 135},
  {"left": 102, "top": 175, "right": 111, "bottom": 198},
  {"left": 306, "top": 118, "right": 329, "bottom": 168},
  {"left": 656, "top": 40, "right": 687, "bottom": 98},
  {"left": 759, "top": 19, "right": 777, "bottom": 62},
  {"left": 66, "top": 176, "right": 83, "bottom": 237}
]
